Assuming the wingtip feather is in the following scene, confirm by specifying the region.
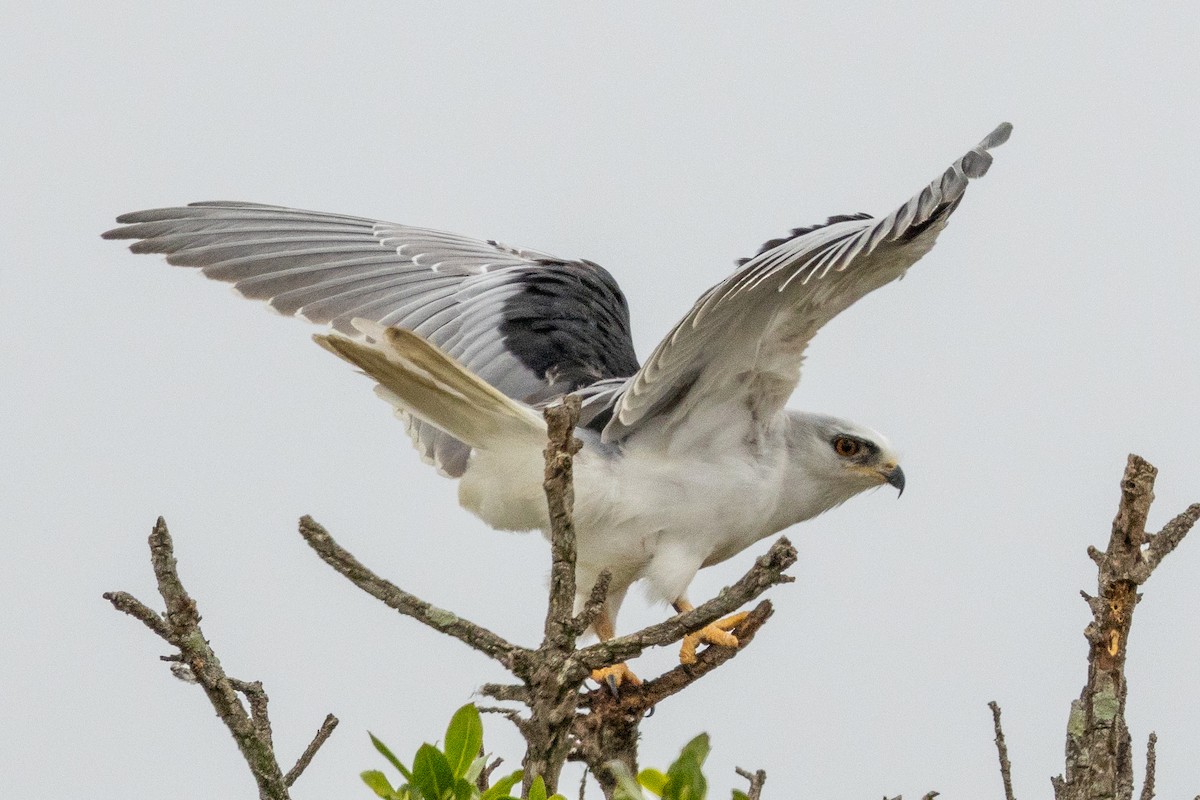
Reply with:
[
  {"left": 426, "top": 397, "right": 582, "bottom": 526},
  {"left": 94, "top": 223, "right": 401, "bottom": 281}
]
[{"left": 980, "top": 122, "right": 1014, "bottom": 150}]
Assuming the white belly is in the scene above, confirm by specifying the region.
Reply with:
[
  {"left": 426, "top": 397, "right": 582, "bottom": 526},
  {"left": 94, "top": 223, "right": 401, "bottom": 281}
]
[{"left": 457, "top": 427, "right": 789, "bottom": 606}]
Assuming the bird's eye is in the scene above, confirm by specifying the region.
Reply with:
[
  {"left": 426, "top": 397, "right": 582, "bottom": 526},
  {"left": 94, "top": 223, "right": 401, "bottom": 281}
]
[{"left": 833, "top": 436, "right": 861, "bottom": 458}]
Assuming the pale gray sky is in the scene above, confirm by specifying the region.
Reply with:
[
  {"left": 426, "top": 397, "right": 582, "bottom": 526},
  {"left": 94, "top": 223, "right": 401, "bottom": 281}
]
[{"left": 3, "top": 3, "right": 1199, "bottom": 798}]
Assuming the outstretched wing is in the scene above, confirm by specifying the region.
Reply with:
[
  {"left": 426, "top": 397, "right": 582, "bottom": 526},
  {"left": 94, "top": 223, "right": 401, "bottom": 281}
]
[
  {"left": 604, "top": 123, "right": 1012, "bottom": 442},
  {"left": 103, "top": 202, "right": 640, "bottom": 474}
]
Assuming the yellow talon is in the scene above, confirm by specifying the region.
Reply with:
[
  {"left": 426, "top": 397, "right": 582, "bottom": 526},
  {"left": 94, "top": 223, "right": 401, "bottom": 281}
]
[
  {"left": 679, "top": 612, "right": 750, "bottom": 665},
  {"left": 591, "top": 662, "right": 642, "bottom": 693}
]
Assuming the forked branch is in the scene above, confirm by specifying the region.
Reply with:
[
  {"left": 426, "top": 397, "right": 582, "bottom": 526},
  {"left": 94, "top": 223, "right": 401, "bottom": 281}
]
[
  {"left": 1048, "top": 454, "right": 1197, "bottom": 800},
  {"left": 104, "top": 518, "right": 338, "bottom": 800}
]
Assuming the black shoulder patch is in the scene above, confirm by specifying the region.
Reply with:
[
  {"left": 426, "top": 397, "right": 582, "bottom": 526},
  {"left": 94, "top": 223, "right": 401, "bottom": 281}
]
[
  {"left": 735, "top": 212, "right": 873, "bottom": 267},
  {"left": 498, "top": 260, "right": 641, "bottom": 392}
]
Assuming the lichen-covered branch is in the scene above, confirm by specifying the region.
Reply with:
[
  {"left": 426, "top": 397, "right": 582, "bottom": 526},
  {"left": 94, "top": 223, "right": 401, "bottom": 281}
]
[
  {"left": 104, "top": 518, "right": 337, "bottom": 800},
  {"left": 519, "top": 397, "right": 592, "bottom": 795},
  {"left": 542, "top": 396, "right": 583, "bottom": 649},
  {"left": 1052, "top": 454, "right": 1198, "bottom": 800}
]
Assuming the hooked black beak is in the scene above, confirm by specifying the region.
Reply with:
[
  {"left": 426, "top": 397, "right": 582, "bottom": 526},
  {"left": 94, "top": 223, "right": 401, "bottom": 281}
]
[{"left": 885, "top": 465, "right": 905, "bottom": 496}]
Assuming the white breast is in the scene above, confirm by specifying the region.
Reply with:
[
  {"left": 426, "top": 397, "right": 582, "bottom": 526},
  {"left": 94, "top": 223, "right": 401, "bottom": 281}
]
[{"left": 457, "top": 412, "right": 792, "bottom": 606}]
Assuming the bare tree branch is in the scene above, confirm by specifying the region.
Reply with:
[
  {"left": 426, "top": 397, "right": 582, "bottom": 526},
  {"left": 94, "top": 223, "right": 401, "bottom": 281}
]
[
  {"left": 104, "top": 590, "right": 171, "bottom": 639},
  {"left": 105, "top": 517, "right": 336, "bottom": 800},
  {"left": 298, "top": 515, "right": 530, "bottom": 673},
  {"left": 230, "top": 679, "right": 274, "bottom": 745},
  {"left": 585, "top": 600, "right": 775, "bottom": 711},
  {"left": 735, "top": 766, "right": 767, "bottom": 800},
  {"left": 479, "top": 683, "right": 532, "bottom": 703},
  {"left": 1139, "top": 732, "right": 1156, "bottom": 800},
  {"left": 520, "top": 397, "right": 593, "bottom": 795},
  {"left": 1135, "top": 504, "right": 1200, "bottom": 581},
  {"left": 988, "top": 701, "right": 1016, "bottom": 800},
  {"left": 573, "top": 539, "right": 796, "bottom": 670},
  {"left": 285, "top": 714, "right": 339, "bottom": 787},
  {"left": 543, "top": 396, "right": 583, "bottom": 649},
  {"left": 1052, "top": 455, "right": 1197, "bottom": 800},
  {"left": 571, "top": 570, "right": 612, "bottom": 638}
]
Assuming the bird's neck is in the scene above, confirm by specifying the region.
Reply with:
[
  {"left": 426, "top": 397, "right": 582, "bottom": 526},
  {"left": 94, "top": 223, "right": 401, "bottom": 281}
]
[{"left": 763, "top": 413, "right": 868, "bottom": 532}]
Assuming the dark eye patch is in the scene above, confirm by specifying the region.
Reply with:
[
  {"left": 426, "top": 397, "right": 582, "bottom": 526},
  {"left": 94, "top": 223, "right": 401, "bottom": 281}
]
[{"left": 830, "top": 435, "right": 879, "bottom": 462}]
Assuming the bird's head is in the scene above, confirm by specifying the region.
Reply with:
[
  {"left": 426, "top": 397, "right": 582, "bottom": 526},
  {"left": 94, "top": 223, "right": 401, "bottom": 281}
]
[{"left": 789, "top": 413, "right": 905, "bottom": 499}]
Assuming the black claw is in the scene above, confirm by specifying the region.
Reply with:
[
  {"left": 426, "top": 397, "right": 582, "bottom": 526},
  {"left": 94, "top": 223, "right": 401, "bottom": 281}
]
[
  {"left": 644, "top": 705, "right": 656, "bottom": 718},
  {"left": 605, "top": 674, "right": 620, "bottom": 698}
]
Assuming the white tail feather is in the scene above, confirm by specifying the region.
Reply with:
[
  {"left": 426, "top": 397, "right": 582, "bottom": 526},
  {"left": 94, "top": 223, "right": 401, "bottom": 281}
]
[{"left": 314, "top": 320, "right": 545, "bottom": 450}]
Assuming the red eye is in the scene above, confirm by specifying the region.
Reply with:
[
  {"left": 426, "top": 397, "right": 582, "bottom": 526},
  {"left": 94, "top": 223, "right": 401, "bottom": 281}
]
[{"left": 834, "top": 437, "right": 860, "bottom": 458}]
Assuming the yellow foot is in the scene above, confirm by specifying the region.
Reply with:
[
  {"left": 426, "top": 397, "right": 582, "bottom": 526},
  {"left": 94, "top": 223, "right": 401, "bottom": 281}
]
[
  {"left": 679, "top": 612, "right": 751, "bottom": 665},
  {"left": 591, "top": 662, "right": 642, "bottom": 695}
]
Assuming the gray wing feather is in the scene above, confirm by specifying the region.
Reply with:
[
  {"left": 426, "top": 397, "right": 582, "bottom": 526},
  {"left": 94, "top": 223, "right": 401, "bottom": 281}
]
[
  {"left": 605, "top": 123, "right": 1012, "bottom": 442},
  {"left": 104, "top": 202, "right": 640, "bottom": 475}
]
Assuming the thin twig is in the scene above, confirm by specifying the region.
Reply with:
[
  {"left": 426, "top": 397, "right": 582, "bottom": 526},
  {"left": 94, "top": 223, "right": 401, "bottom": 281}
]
[
  {"left": 230, "top": 679, "right": 274, "bottom": 745},
  {"left": 477, "top": 756, "right": 503, "bottom": 794},
  {"left": 478, "top": 706, "right": 527, "bottom": 727},
  {"left": 735, "top": 766, "right": 767, "bottom": 800},
  {"left": 299, "top": 516, "right": 529, "bottom": 673},
  {"left": 571, "top": 571, "right": 612, "bottom": 637},
  {"left": 478, "top": 683, "right": 531, "bottom": 703},
  {"left": 284, "top": 714, "right": 339, "bottom": 787},
  {"left": 103, "top": 591, "right": 171, "bottom": 639},
  {"left": 1139, "top": 732, "right": 1157, "bottom": 800},
  {"left": 1136, "top": 504, "right": 1200, "bottom": 580},
  {"left": 988, "top": 701, "right": 1016, "bottom": 800}
]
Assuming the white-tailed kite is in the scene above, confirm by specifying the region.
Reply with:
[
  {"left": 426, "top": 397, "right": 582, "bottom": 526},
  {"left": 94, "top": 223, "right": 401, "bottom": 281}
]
[{"left": 104, "top": 123, "right": 1010, "bottom": 687}]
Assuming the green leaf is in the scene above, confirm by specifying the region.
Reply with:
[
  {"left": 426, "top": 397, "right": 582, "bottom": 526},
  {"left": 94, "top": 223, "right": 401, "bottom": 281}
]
[
  {"left": 370, "top": 732, "right": 414, "bottom": 781},
  {"left": 608, "top": 762, "right": 647, "bottom": 800},
  {"left": 638, "top": 769, "right": 669, "bottom": 797},
  {"left": 444, "top": 704, "right": 485, "bottom": 780},
  {"left": 528, "top": 775, "right": 548, "bottom": 800},
  {"left": 480, "top": 769, "right": 524, "bottom": 800},
  {"left": 362, "top": 770, "right": 397, "bottom": 799},
  {"left": 663, "top": 734, "right": 709, "bottom": 800},
  {"left": 413, "top": 743, "right": 457, "bottom": 800},
  {"left": 731, "top": 792, "right": 750, "bottom": 800},
  {"left": 464, "top": 754, "right": 488, "bottom": 785},
  {"left": 676, "top": 734, "right": 711, "bottom": 769},
  {"left": 453, "top": 777, "right": 476, "bottom": 800}
]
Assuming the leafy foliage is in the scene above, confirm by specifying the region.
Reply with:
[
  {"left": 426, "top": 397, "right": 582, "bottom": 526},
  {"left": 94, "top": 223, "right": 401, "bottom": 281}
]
[
  {"left": 613, "top": 734, "right": 750, "bottom": 800},
  {"left": 363, "top": 704, "right": 559, "bottom": 800},
  {"left": 366, "top": 707, "right": 753, "bottom": 800}
]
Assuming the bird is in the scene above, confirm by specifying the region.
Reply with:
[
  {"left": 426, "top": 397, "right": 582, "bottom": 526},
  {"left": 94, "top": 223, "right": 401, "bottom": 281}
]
[{"left": 104, "top": 122, "right": 1011, "bottom": 688}]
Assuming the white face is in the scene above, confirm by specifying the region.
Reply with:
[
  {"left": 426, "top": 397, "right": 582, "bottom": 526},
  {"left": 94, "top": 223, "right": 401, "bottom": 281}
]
[{"left": 799, "top": 414, "right": 905, "bottom": 495}]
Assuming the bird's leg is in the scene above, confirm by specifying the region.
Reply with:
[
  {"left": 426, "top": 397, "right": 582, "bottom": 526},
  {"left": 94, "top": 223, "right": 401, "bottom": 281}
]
[
  {"left": 674, "top": 598, "right": 749, "bottom": 665},
  {"left": 589, "top": 607, "right": 641, "bottom": 692}
]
